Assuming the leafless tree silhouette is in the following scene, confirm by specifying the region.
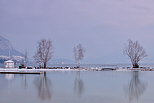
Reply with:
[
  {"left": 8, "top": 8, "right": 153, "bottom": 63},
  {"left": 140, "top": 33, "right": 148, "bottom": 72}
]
[
  {"left": 127, "top": 71, "right": 146, "bottom": 101},
  {"left": 34, "top": 39, "right": 53, "bottom": 68},
  {"left": 74, "top": 44, "right": 85, "bottom": 67},
  {"left": 124, "top": 39, "right": 147, "bottom": 68},
  {"left": 21, "top": 74, "right": 28, "bottom": 89},
  {"left": 35, "top": 73, "right": 52, "bottom": 101}
]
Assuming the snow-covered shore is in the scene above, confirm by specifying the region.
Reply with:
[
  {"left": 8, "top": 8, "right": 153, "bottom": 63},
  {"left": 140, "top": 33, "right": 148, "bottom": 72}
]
[
  {"left": 0, "top": 68, "right": 79, "bottom": 72},
  {"left": 116, "top": 67, "right": 154, "bottom": 71},
  {"left": 0, "top": 67, "right": 154, "bottom": 74}
]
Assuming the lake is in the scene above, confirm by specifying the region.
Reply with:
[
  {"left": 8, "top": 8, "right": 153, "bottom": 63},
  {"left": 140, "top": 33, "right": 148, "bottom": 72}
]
[{"left": 0, "top": 71, "right": 153, "bottom": 103}]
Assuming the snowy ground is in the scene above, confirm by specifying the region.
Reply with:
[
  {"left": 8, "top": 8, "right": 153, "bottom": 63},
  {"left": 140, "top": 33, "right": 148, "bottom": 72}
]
[
  {"left": 0, "top": 68, "right": 85, "bottom": 73},
  {"left": 0, "top": 67, "right": 154, "bottom": 73}
]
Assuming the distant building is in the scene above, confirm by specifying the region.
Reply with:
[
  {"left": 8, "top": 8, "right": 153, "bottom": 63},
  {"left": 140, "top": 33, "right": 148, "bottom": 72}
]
[{"left": 4, "top": 60, "right": 14, "bottom": 68}]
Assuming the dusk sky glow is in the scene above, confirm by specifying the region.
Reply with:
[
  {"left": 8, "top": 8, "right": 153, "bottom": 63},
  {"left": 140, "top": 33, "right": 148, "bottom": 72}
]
[{"left": 1, "top": 0, "right": 154, "bottom": 64}]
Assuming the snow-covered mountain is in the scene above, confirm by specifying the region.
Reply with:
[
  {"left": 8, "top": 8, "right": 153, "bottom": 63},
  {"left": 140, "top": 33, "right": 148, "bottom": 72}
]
[
  {"left": 0, "top": 35, "right": 24, "bottom": 63},
  {"left": 0, "top": 36, "right": 23, "bottom": 56}
]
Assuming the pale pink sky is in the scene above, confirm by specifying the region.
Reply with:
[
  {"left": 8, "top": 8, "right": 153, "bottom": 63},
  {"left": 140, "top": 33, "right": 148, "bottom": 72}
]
[{"left": 0, "top": 0, "right": 154, "bottom": 63}]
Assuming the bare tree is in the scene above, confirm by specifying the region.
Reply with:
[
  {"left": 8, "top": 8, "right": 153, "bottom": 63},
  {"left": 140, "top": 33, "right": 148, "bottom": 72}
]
[
  {"left": 34, "top": 39, "right": 53, "bottom": 68},
  {"left": 74, "top": 44, "right": 85, "bottom": 67},
  {"left": 124, "top": 39, "right": 147, "bottom": 68}
]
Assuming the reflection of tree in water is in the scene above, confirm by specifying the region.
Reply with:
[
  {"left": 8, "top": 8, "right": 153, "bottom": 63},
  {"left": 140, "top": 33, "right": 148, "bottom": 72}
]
[
  {"left": 21, "top": 74, "right": 28, "bottom": 89},
  {"left": 127, "top": 71, "right": 146, "bottom": 101},
  {"left": 74, "top": 71, "right": 84, "bottom": 97},
  {"left": 34, "top": 73, "right": 52, "bottom": 101}
]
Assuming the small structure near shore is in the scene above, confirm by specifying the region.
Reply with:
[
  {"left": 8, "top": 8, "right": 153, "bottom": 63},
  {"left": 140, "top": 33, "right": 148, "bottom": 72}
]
[{"left": 4, "top": 60, "right": 15, "bottom": 68}]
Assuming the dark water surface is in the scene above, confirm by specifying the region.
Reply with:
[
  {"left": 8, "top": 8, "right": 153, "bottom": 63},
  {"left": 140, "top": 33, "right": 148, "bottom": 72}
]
[{"left": 0, "top": 71, "right": 153, "bottom": 103}]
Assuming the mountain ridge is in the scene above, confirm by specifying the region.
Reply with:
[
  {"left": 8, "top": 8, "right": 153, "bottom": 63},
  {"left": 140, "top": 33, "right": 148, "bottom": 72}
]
[{"left": 0, "top": 35, "right": 23, "bottom": 57}]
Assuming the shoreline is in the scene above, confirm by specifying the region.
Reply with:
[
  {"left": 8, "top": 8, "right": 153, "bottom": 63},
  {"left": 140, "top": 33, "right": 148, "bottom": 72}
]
[{"left": 0, "top": 67, "right": 153, "bottom": 73}]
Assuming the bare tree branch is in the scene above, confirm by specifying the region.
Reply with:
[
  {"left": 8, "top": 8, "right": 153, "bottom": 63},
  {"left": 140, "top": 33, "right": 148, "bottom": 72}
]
[
  {"left": 124, "top": 39, "right": 147, "bottom": 68},
  {"left": 34, "top": 39, "right": 53, "bottom": 68},
  {"left": 74, "top": 44, "right": 85, "bottom": 67}
]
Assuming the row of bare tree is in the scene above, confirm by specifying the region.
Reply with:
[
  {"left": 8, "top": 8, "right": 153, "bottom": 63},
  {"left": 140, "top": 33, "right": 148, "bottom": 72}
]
[
  {"left": 33, "top": 39, "right": 85, "bottom": 68},
  {"left": 33, "top": 39, "right": 147, "bottom": 68}
]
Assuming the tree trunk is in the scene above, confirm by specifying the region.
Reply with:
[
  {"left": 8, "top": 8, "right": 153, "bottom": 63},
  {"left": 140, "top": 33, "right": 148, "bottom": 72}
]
[
  {"left": 39, "top": 65, "right": 42, "bottom": 69},
  {"left": 44, "top": 63, "right": 47, "bottom": 69},
  {"left": 133, "top": 63, "right": 139, "bottom": 68},
  {"left": 75, "top": 61, "right": 79, "bottom": 68},
  {"left": 77, "top": 61, "right": 80, "bottom": 68}
]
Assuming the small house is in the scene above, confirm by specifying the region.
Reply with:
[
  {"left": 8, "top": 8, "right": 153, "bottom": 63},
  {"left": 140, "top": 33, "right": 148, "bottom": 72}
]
[{"left": 4, "top": 60, "right": 15, "bottom": 68}]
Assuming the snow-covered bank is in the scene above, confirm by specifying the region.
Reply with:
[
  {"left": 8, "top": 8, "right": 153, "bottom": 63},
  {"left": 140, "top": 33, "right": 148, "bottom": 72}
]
[
  {"left": 0, "top": 67, "right": 154, "bottom": 73},
  {"left": 116, "top": 68, "right": 154, "bottom": 71},
  {"left": 0, "top": 68, "right": 90, "bottom": 73}
]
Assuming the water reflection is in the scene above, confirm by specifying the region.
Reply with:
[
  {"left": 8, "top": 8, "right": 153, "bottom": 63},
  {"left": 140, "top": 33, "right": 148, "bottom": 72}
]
[
  {"left": 0, "top": 74, "right": 9, "bottom": 91},
  {"left": 74, "top": 71, "right": 84, "bottom": 97},
  {"left": 34, "top": 73, "right": 52, "bottom": 101},
  {"left": 5, "top": 74, "right": 14, "bottom": 80},
  {"left": 127, "top": 71, "right": 147, "bottom": 102},
  {"left": 21, "top": 74, "right": 28, "bottom": 89}
]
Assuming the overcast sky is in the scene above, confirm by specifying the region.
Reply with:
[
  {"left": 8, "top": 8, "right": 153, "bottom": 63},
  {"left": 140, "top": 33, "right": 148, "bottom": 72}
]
[{"left": 0, "top": 0, "right": 154, "bottom": 64}]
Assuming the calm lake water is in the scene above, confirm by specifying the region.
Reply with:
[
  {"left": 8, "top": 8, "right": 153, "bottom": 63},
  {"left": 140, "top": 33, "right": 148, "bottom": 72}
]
[{"left": 0, "top": 71, "right": 154, "bottom": 103}]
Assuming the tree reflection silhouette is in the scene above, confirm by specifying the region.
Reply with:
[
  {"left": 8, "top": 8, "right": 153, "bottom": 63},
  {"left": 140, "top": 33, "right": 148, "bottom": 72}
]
[
  {"left": 74, "top": 71, "right": 84, "bottom": 97},
  {"left": 34, "top": 73, "right": 52, "bottom": 101},
  {"left": 127, "top": 71, "right": 146, "bottom": 101},
  {"left": 21, "top": 74, "right": 28, "bottom": 89}
]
